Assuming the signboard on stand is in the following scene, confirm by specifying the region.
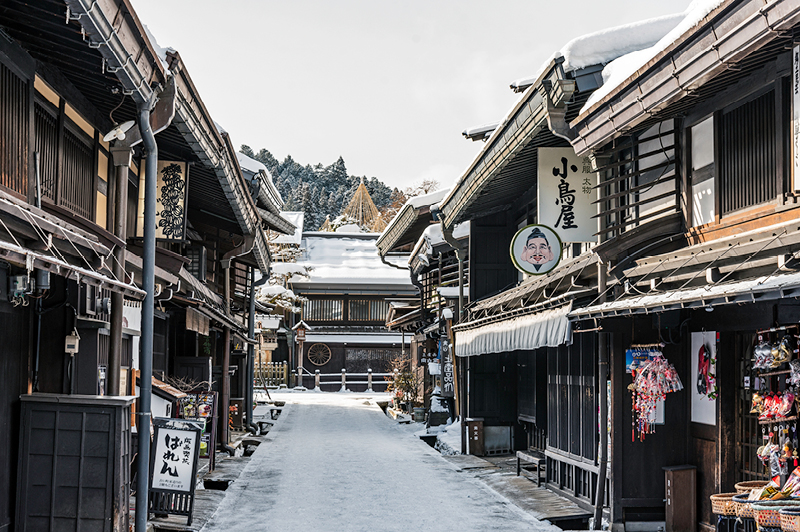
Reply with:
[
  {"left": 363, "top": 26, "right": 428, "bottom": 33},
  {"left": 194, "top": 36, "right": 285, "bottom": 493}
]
[
  {"left": 149, "top": 418, "right": 202, "bottom": 525},
  {"left": 537, "top": 147, "right": 596, "bottom": 243}
]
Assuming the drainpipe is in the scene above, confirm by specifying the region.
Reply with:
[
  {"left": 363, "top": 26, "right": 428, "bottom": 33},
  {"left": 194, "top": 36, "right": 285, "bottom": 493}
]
[
  {"left": 135, "top": 99, "right": 157, "bottom": 532},
  {"left": 594, "top": 260, "right": 609, "bottom": 528},
  {"left": 246, "top": 266, "right": 258, "bottom": 435},
  {"left": 379, "top": 253, "right": 407, "bottom": 271},
  {"left": 438, "top": 221, "right": 465, "bottom": 323},
  {"left": 594, "top": 332, "right": 609, "bottom": 527},
  {"left": 219, "top": 326, "right": 235, "bottom": 456},
  {"left": 108, "top": 145, "right": 132, "bottom": 396}
]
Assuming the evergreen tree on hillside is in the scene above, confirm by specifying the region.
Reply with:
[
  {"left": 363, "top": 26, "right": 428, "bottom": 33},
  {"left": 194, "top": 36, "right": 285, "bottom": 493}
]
[{"left": 240, "top": 145, "right": 395, "bottom": 230}]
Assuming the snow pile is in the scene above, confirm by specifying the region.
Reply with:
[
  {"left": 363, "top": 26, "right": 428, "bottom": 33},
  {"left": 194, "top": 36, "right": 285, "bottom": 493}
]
[
  {"left": 407, "top": 188, "right": 450, "bottom": 209},
  {"left": 582, "top": 0, "right": 726, "bottom": 112},
  {"left": 271, "top": 262, "right": 310, "bottom": 278},
  {"left": 435, "top": 417, "right": 462, "bottom": 455}
]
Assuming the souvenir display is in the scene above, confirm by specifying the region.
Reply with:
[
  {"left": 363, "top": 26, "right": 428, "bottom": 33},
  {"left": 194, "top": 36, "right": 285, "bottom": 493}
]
[
  {"left": 628, "top": 346, "right": 683, "bottom": 441},
  {"left": 749, "top": 326, "right": 800, "bottom": 482},
  {"left": 697, "top": 343, "right": 718, "bottom": 400}
]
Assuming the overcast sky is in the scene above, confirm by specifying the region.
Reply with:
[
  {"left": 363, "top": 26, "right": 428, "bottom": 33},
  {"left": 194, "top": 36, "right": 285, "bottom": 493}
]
[{"left": 133, "top": 0, "right": 689, "bottom": 191}]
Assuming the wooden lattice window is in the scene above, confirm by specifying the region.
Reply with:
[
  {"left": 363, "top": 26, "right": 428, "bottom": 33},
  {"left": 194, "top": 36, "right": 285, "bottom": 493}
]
[{"left": 0, "top": 62, "right": 29, "bottom": 198}]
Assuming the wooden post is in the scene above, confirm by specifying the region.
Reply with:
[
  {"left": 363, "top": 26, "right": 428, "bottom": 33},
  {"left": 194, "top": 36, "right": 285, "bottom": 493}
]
[
  {"left": 367, "top": 369, "right": 373, "bottom": 392},
  {"left": 283, "top": 361, "right": 288, "bottom": 387},
  {"left": 341, "top": 368, "right": 347, "bottom": 392},
  {"left": 315, "top": 370, "right": 320, "bottom": 390}
]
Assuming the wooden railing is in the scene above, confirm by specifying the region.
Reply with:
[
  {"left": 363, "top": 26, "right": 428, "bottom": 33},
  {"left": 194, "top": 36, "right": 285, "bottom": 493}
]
[
  {"left": 297, "top": 368, "right": 395, "bottom": 392},
  {"left": 255, "top": 361, "right": 289, "bottom": 388}
]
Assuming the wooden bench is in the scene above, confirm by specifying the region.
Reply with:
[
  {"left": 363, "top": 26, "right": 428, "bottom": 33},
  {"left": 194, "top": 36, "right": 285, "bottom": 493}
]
[{"left": 516, "top": 450, "right": 546, "bottom": 486}]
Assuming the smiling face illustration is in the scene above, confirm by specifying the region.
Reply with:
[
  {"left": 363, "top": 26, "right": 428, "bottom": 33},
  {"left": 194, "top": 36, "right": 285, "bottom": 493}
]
[{"left": 520, "top": 230, "right": 554, "bottom": 271}]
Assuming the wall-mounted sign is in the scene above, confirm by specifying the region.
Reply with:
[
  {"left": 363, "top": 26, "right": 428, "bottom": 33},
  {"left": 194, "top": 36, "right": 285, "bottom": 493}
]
[
  {"left": 510, "top": 224, "right": 562, "bottom": 276},
  {"left": 793, "top": 45, "right": 800, "bottom": 190},
  {"left": 537, "top": 147, "right": 596, "bottom": 243},
  {"left": 137, "top": 160, "right": 189, "bottom": 241},
  {"left": 440, "top": 339, "right": 454, "bottom": 398}
]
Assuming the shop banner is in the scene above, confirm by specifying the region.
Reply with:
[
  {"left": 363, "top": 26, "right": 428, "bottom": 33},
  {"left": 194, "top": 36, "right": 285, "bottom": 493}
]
[
  {"left": 537, "top": 147, "right": 597, "bottom": 243},
  {"left": 136, "top": 160, "right": 189, "bottom": 241},
  {"left": 794, "top": 45, "right": 800, "bottom": 190},
  {"left": 441, "top": 339, "right": 454, "bottom": 398},
  {"left": 691, "top": 331, "right": 718, "bottom": 425}
]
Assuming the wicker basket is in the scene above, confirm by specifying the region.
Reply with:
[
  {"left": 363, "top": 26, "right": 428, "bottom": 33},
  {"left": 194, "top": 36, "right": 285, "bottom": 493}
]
[
  {"left": 734, "top": 493, "right": 756, "bottom": 519},
  {"left": 780, "top": 509, "right": 800, "bottom": 532},
  {"left": 752, "top": 500, "right": 800, "bottom": 529},
  {"left": 711, "top": 493, "right": 739, "bottom": 516},
  {"left": 736, "top": 480, "right": 771, "bottom": 494}
]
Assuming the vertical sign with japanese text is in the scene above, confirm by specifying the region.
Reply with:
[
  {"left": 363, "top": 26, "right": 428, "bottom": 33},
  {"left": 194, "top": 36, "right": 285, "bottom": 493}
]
[
  {"left": 440, "top": 339, "right": 454, "bottom": 398},
  {"left": 151, "top": 426, "right": 199, "bottom": 492},
  {"left": 793, "top": 45, "right": 800, "bottom": 190},
  {"left": 537, "top": 147, "right": 597, "bottom": 243}
]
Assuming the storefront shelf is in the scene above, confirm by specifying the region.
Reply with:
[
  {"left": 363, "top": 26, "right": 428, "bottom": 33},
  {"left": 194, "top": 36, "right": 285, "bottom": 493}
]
[{"left": 758, "top": 416, "right": 798, "bottom": 425}]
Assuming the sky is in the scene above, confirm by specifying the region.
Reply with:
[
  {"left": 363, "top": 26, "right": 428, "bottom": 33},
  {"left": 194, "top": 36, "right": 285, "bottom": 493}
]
[{"left": 132, "top": 0, "right": 690, "bottom": 191}]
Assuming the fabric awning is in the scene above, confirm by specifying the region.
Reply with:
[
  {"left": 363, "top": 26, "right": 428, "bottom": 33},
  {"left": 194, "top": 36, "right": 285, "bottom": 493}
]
[{"left": 454, "top": 303, "right": 573, "bottom": 357}]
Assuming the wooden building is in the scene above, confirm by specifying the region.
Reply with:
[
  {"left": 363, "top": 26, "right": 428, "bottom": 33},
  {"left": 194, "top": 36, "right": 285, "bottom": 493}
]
[
  {"left": 289, "top": 230, "right": 415, "bottom": 390},
  {"left": 431, "top": 0, "right": 800, "bottom": 531},
  {"left": 0, "top": 0, "right": 294, "bottom": 528}
]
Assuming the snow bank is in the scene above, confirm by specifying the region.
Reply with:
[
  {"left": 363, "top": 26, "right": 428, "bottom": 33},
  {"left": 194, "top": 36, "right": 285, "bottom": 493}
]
[
  {"left": 582, "top": 0, "right": 726, "bottom": 112},
  {"left": 435, "top": 417, "right": 462, "bottom": 455}
]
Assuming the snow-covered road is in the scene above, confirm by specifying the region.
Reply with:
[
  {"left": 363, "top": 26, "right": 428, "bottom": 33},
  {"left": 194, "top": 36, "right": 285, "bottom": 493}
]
[{"left": 201, "top": 391, "right": 557, "bottom": 532}]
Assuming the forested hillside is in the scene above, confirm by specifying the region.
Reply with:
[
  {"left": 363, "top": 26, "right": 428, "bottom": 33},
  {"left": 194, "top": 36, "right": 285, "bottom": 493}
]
[{"left": 240, "top": 145, "right": 395, "bottom": 230}]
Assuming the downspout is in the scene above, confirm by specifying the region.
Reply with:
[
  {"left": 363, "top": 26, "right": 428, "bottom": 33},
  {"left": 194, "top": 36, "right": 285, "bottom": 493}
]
[
  {"left": 379, "top": 253, "right": 407, "bottom": 271},
  {"left": 219, "top": 235, "right": 257, "bottom": 448},
  {"left": 135, "top": 98, "right": 157, "bottom": 532},
  {"left": 108, "top": 145, "right": 132, "bottom": 396},
  {"left": 438, "top": 220, "right": 465, "bottom": 323},
  {"left": 246, "top": 266, "right": 258, "bottom": 435},
  {"left": 594, "top": 260, "right": 609, "bottom": 528}
]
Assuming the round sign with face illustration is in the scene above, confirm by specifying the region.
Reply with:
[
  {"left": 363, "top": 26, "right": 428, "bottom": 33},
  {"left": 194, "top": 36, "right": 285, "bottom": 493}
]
[{"left": 510, "top": 224, "right": 562, "bottom": 276}]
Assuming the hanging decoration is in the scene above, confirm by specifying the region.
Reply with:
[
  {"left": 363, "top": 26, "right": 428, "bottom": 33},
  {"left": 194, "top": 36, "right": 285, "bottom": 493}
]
[
  {"left": 627, "top": 344, "right": 683, "bottom": 441},
  {"left": 696, "top": 343, "right": 717, "bottom": 400}
]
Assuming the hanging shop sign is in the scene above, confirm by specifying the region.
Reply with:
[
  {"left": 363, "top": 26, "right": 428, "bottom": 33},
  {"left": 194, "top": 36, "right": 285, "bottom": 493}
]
[
  {"left": 794, "top": 45, "right": 800, "bottom": 191},
  {"left": 440, "top": 339, "right": 454, "bottom": 398},
  {"left": 149, "top": 418, "right": 202, "bottom": 525},
  {"left": 537, "top": 147, "right": 596, "bottom": 243},
  {"left": 136, "top": 160, "right": 189, "bottom": 241},
  {"left": 510, "top": 224, "right": 562, "bottom": 276}
]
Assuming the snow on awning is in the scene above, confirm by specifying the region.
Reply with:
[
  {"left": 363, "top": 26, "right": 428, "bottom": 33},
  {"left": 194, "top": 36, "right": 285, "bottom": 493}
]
[{"left": 454, "top": 303, "right": 572, "bottom": 358}]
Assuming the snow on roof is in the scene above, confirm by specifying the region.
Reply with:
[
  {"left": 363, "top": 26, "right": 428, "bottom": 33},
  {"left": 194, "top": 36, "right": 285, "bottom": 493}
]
[
  {"left": 142, "top": 24, "right": 173, "bottom": 70},
  {"left": 561, "top": 13, "right": 684, "bottom": 73},
  {"left": 292, "top": 233, "right": 411, "bottom": 286},
  {"left": 411, "top": 221, "right": 470, "bottom": 265},
  {"left": 273, "top": 211, "right": 305, "bottom": 245},
  {"left": 302, "top": 332, "right": 409, "bottom": 345},
  {"left": 509, "top": 12, "right": 684, "bottom": 91},
  {"left": 407, "top": 188, "right": 450, "bottom": 209},
  {"left": 581, "top": 0, "right": 726, "bottom": 112},
  {"left": 271, "top": 262, "right": 308, "bottom": 276},
  {"left": 236, "top": 151, "right": 268, "bottom": 175}
]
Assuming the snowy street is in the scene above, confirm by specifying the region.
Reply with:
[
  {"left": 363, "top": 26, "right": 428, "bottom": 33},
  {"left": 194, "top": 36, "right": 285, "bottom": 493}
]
[{"left": 201, "top": 392, "right": 557, "bottom": 532}]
